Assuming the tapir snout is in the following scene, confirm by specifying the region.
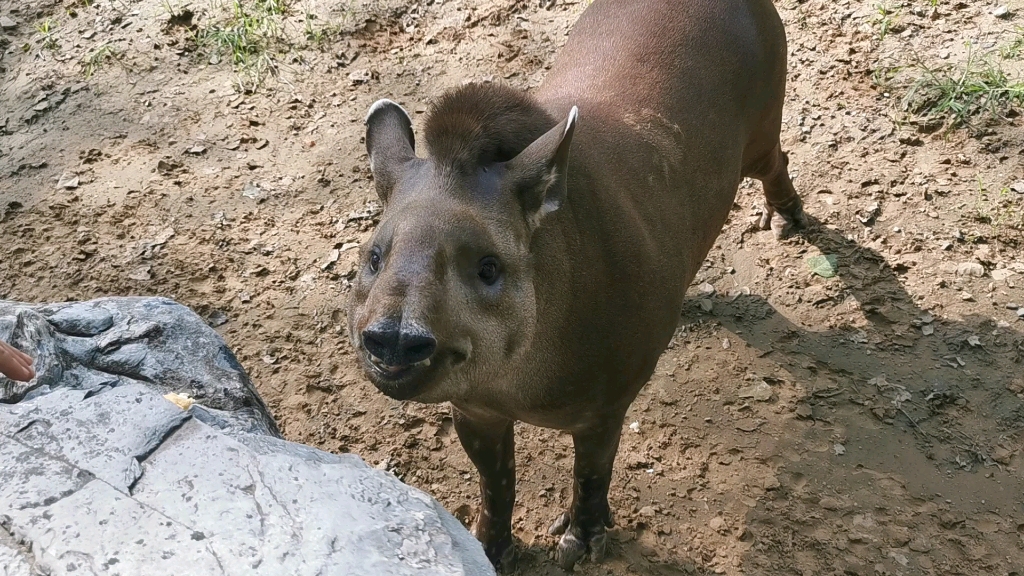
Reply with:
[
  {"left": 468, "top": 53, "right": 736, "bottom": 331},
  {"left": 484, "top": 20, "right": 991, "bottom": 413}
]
[{"left": 361, "top": 318, "right": 437, "bottom": 370}]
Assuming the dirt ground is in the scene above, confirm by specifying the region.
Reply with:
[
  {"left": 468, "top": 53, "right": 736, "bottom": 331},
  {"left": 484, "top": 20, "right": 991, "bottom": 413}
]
[{"left": 3, "top": 0, "right": 1024, "bottom": 574}]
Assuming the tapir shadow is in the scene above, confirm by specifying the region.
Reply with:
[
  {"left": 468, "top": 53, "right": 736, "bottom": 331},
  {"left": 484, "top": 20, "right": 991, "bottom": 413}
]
[
  {"left": 718, "top": 214, "right": 1023, "bottom": 418},
  {"left": 513, "top": 540, "right": 712, "bottom": 575},
  {"left": 699, "top": 215, "right": 1024, "bottom": 573}
]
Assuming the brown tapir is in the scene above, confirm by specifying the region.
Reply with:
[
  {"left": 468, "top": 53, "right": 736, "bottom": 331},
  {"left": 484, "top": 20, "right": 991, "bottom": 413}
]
[{"left": 348, "top": 0, "right": 806, "bottom": 570}]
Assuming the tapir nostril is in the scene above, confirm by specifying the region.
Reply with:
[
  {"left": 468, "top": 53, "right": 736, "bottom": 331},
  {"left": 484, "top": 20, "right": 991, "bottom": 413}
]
[
  {"left": 401, "top": 333, "right": 437, "bottom": 365},
  {"left": 362, "top": 324, "right": 401, "bottom": 366},
  {"left": 362, "top": 322, "right": 436, "bottom": 367}
]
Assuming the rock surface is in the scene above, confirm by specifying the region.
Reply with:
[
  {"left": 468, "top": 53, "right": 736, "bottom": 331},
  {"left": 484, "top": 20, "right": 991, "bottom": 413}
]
[{"left": 0, "top": 297, "right": 493, "bottom": 576}]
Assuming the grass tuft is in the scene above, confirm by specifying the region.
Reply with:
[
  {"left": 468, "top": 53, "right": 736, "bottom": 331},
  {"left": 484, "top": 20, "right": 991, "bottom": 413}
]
[
  {"left": 875, "top": 43, "right": 1024, "bottom": 133},
  {"left": 193, "top": 0, "right": 291, "bottom": 92},
  {"left": 81, "top": 44, "right": 125, "bottom": 78},
  {"left": 35, "top": 18, "right": 60, "bottom": 51}
]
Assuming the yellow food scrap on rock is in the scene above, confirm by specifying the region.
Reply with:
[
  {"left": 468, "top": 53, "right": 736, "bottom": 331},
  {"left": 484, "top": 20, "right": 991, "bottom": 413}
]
[{"left": 163, "top": 392, "right": 194, "bottom": 411}]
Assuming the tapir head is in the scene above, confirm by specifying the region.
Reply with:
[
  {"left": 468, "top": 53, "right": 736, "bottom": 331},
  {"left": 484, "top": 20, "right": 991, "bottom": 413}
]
[{"left": 346, "top": 84, "right": 578, "bottom": 402}]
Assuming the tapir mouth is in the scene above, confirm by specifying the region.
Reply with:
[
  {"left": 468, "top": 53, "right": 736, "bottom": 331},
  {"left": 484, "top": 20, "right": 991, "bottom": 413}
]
[
  {"left": 358, "top": 345, "right": 470, "bottom": 401},
  {"left": 359, "top": 347, "right": 437, "bottom": 400},
  {"left": 366, "top": 351, "right": 431, "bottom": 378}
]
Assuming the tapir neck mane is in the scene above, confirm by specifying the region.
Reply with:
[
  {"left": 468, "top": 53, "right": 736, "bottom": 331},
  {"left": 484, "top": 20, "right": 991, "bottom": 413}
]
[{"left": 424, "top": 83, "right": 556, "bottom": 174}]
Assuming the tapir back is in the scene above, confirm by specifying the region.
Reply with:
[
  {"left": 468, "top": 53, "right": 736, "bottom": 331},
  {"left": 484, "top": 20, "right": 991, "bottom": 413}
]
[{"left": 527, "top": 0, "right": 786, "bottom": 317}]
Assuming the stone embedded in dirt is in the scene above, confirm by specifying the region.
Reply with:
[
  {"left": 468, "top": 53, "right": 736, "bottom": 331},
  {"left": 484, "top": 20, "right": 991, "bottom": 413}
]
[
  {"left": 128, "top": 265, "right": 153, "bottom": 281},
  {"left": 966, "top": 335, "right": 981, "bottom": 347},
  {"left": 321, "top": 249, "right": 341, "bottom": 271},
  {"left": 242, "top": 181, "right": 264, "bottom": 201},
  {"left": 991, "top": 269, "right": 1017, "bottom": 282},
  {"left": 1018, "top": 309, "right": 1024, "bottom": 320},
  {"left": 348, "top": 69, "right": 376, "bottom": 85},
  {"left": 185, "top": 145, "right": 206, "bottom": 155},
  {"left": 639, "top": 505, "right": 656, "bottom": 517},
  {"left": 735, "top": 418, "right": 759, "bottom": 432},
  {"left": 956, "top": 262, "right": 985, "bottom": 277},
  {"left": 727, "top": 286, "right": 750, "bottom": 301},
  {"left": 908, "top": 537, "right": 933, "bottom": 552},
  {"left": 991, "top": 446, "right": 1014, "bottom": 465},
  {"left": 921, "top": 324, "right": 934, "bottom": 336},
  {"left": 912, "top": 313, "right": 935, "bottom": 327},
  {"left": 1011, "top": 181, "right": 1024, "bottom": 194},
  {"left": 153, "top": 227, "right": 175, "bottom": 245},
  {"left": 833, "top": 443, "right": 846, "bottom": 456},
  {"left": 708, "top": 516, "right": 727, "bottom": 532},
  {"left": 0, "top": 298, "right": 492, "bottom": 575},
  {"left": 857, "top": 202, "right": 880, "bottom": 225},
  {"left": 698, "top": 299, "right": 713, "bottom": 313},
  {"left": 157, "top": 158, "right": 184, "bottom": 176},
  {"left": 992, "top": 6, "right": 1010, "bottom": 18},
  {"left": 819, "top": 497, "right": 844, "bottom": 511},
  {"left": 698, "top": 282, "right": 715, "bottom": 296},
  {"left": 738, "top": 380, "right": 773, "bottom": 402},
  {"left": 207, "top": 310, "right": 228, "bottom": 327},
  {"left": 0, "top": 16, "right": 17, "bottom": 29},
  {"left": 762, "top": 476, "right": 781, "bottom": 490},
  {"left": 255, "top": 138, "right": 269, "bottom": 150},
  {"left": 961, "top": 292, "right": 975, "bottom": 302},
  {"left": 57, "top": 173, "right": 80, "bottom": 189},
  {"left": 795, "top": 403, "right": 813, "bottom": 419}
]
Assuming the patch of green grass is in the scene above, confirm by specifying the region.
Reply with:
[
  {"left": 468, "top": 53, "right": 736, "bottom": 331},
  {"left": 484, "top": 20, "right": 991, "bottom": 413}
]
[
  {"left": 1000, "top": 27, "right": 1024, "bottom": 60},
  {"left": 903, "top": 47, "right": 1024, "bottom": 129},
  {"left": 872, "top": 1, "right": 903, "bottom": 41},
  {"left": 876, "top": 43, "right": 1024, "bottom": 133},
  {"left": 972, "top": 177, "right": 1024, "bottom": 231},
  {"left": 301, "top": 9, "right": 343, "bottom": 48},
  {"left": 81, "top": 44, "right": 125, "bottom": 78},
  {"left": 35, "top": 18, "right": 60, "bottom": 51},
  {"left": 193, "top": 0, "right": 291, "bottom": 92}
]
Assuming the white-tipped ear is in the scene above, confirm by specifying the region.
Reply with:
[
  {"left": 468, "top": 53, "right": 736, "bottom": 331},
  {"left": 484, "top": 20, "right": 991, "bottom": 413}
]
[
  {"left": 564, "top": 106, "right": 578, "bottom": 138},
  {"left": 504, "top": 106, "right": 578, "bottom": 232},
  {"left": 365, "top": 99, "right": 416, "bottom": 204}
]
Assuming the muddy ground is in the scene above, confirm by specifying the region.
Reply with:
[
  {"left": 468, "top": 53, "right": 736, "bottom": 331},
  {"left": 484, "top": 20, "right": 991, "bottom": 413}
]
[{"left": 2, "top": 0, "right": 1024, "bottom": 574}]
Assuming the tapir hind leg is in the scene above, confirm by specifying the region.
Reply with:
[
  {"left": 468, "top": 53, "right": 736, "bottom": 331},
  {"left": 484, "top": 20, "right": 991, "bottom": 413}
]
[{"left": 745, "top": 142, "right": 807, "bottom": 239}]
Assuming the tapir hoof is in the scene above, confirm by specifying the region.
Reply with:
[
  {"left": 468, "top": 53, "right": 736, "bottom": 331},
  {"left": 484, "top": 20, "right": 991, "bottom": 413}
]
[
  {"left": 548, "top": 510, "right": 615, "bottom": 570},
  {"left": 475, "top": 527, "right": 517, "bottom": 573},
  {"left": 494, "top": 543, "right": 518, "bottom": 574},
  {"left": 759, "top": 200, "right": 807, "bottom": 240}
]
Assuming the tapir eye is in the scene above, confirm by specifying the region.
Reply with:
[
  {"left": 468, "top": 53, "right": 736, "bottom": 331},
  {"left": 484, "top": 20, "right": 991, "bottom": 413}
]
[
  {"left": 478, "top": 257, "right": 500, "bottom": 286},
  {"left": 369, "top": 248, "right": 382, "bottom": 274}
]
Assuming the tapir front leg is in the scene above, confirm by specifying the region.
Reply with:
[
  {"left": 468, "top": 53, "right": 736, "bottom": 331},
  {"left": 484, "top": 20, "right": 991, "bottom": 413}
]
[
  {"left": 453, "top": 409, "right": 517, "bottom": 571},
  {"left": 549, "top": 419, "right": 622, "bottom": 570}
]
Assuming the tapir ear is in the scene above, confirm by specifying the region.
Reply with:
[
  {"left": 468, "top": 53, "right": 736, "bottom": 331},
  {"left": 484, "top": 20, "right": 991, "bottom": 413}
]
[
  {"left": 365, "top": 99, "right": 416, "bottom": 204},
  {"left": 505, "top": 106, "right": 578, "bottom": 232}
]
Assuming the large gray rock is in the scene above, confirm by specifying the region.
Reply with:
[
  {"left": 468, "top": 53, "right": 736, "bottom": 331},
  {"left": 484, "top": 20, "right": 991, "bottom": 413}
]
[{"left": 0, "top": 297, "right": 493, "bottom": 576}]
